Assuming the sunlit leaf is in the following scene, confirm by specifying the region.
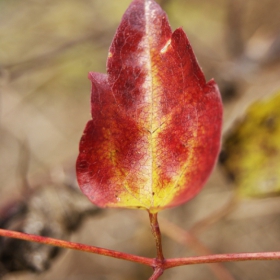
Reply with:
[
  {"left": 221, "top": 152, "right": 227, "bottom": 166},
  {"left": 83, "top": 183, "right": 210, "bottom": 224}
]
[
  {"left": 220, "top": 91, "right": 280, "bottom": 198},
  {"left": 76, "top": 0, "right": 222, "bottom": 212}
]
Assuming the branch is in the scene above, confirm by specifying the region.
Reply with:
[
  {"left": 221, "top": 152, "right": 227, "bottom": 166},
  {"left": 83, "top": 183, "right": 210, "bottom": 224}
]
[
  {"left": 164, "top": 252, "right": 280, "bottom": 269},
  {"left": 149, "top": 267, "right": 164, "bottom": 280},
  {"left": 0, "top": 228, "right": 153, "bottom": 267},
  {"left": 1, "top": 227, "right": 280, "bottom": 277}
]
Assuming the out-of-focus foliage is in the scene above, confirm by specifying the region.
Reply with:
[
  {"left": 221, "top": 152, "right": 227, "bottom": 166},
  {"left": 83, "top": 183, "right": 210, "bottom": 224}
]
[{"left": 221, "top": 91, "right": 280, "bottom": 198}]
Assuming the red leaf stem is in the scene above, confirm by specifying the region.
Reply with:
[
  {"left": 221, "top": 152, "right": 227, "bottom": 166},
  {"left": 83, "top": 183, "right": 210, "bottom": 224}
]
[{"left": 149, "top": 212, "right": 164, "bottom": 262}]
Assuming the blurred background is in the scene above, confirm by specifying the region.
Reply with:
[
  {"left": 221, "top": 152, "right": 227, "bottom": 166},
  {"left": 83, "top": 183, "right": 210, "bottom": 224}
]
[{"left": 1, "top": 0, "right": 280, "bottom": 279}]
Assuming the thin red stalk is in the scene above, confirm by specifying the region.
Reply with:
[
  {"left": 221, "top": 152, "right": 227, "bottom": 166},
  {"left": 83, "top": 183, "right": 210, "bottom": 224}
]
[
  {"left": 0, "top": 228, "right": 153, "bottom": 267},
  {"left": 159, "top": 217, "right": 236, "bottom": 280},
  {"left": 149, "top": 267, "right": 164, "bottom": 280},
  {"left": 149, "top": 212, "right": 164, "bottom": 262},
  {"left": 2, "top": 228, "right": 280, "bottom": 276},
  {"left": 164, "top": 252, "right": 280, "bottom": 269}
]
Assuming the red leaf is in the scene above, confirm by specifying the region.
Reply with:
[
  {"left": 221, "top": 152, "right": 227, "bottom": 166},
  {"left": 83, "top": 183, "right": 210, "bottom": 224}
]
[{"left": 76, "top": 0, "right": 223, "bottom": 213}]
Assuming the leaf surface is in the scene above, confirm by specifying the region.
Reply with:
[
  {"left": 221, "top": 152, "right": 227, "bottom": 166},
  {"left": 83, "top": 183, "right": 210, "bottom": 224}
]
[{"left": 76, "top": 0, "right": 222, "bottom": 212}]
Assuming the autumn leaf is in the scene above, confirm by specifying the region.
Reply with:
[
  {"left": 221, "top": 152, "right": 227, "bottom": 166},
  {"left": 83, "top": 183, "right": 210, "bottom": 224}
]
[
  {"left": 76, "top": 0, "right": 223, "bottom": 213},
  {"left": 220, "top": 91, "right": 280, "bottom": 198}
]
